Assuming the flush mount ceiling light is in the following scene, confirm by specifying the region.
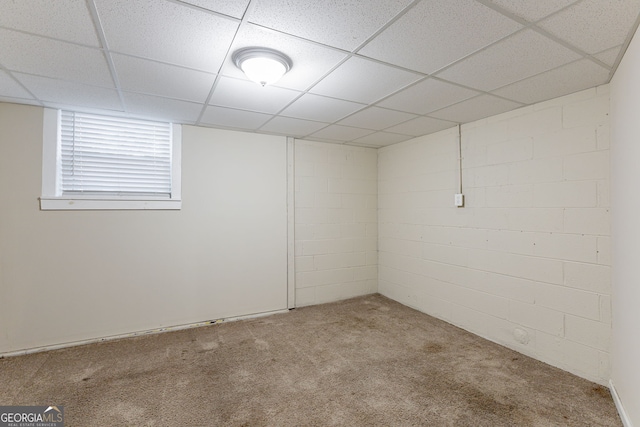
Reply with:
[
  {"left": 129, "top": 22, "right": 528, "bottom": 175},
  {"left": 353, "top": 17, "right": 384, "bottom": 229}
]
[{"left": 232, "top": 47, "right": 292, "bottom": 87}]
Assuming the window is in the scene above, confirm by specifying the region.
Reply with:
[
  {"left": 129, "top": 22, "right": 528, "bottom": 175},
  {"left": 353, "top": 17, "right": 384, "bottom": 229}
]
[{"left": 40, "top": 109, "right": 181, "bottom": 210}]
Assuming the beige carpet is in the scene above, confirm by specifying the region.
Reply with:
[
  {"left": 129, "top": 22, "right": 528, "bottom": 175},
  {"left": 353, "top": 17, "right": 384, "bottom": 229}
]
[{"left": 0, "top": 294, "right": 621, "bottom": 426}]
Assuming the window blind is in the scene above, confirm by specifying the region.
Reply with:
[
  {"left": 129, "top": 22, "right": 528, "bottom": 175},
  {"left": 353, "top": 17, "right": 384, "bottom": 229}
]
[{"left": 61, "top": 111, "right": 172, "bottom": 196}]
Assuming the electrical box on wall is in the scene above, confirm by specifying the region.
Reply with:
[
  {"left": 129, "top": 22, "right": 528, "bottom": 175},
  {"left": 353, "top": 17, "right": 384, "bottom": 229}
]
[{"left": 454, "top": 193, "right": 464, "bottom": 207}]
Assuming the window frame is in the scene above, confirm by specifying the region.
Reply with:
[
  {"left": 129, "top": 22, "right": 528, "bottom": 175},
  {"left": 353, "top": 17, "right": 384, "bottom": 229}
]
[{"left": 40, "top": 108, "right": 182, "bottom": 211}]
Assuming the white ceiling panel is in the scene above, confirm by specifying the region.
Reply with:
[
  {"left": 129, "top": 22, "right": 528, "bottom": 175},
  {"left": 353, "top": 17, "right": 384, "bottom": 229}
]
[
  {"left": 175, "top": 0, "right": 250, "bottom": 18},
  {"left": 210, "top": 77, "right": 301, "bottom": 114},
  {"left": 247, "top": 0, "right": 414, "bottom": 51},
  {"left": 538, "top": 0, "right": 640, "bottom": 54},
  {"left": 309, "top": 56, "right": 421, "bottom": 104},
  {"left": 0, "top": 71, "right": 33, "bottom": 99},
  {"left": 309, "top": 125, "right": 374, "bottom": 142},
  {"left": 200, "top": 106, "right": 272, "bottom": 130},
  {"left": 594, "top": 46, "right": 623, "bottom": 68},
  {"left": 352, "top": 131, "right": 413, "bottom": 147},
  {"left": 0, "top": 1, "right": 638, "bottom": 146},
  {"left": 17, "top": 73, "right": 122, "bottom": 110},
  {"left": 338, "top": 106, "right": 417, "bottom": 131},
  {"left": 260, "top": 117, "right": 328, "bottom": 137},
  {"left": 491, "top": 59, "right": 611, "bottom": 105},
  {"left": 281, "top": 94, "right": 365, "bottom": 122},
  {"left": 485, "top": 0, "right": 578, "bottom": 22},
  {"left": 385, "top": 116, "right": 457, "bottom": 137},
  {"left": 0, "top": 0, "right": 100, "bottom": 46},
  {"left": 429, "top": 94, "right": 523, "bottom": 124},
  {"left": 94, "top": 0, "right": 238, "bottom": 72},
  {"left": 123, "top": 92, "right": 203, "bottom": 123},
  {"left": 0, "top": 29, "right": 113, "bottom": 87},
  {"left": 220, "top": 23, "right": 348, "bottom": 91},
  {"left": 377, "top": 78, "right": 480, "bottom": 115},
  {"left": 437, "top": 29, "right": 581, "bottom": 91},
  {"left": 360, "top": 0, "right": 523, "bottom": 74},
  {"left": 112, "top": 54, "right": 216, "bottom": 103}
]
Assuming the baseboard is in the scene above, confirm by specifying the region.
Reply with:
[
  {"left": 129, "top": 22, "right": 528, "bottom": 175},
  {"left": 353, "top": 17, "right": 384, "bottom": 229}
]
[
  {"left": 610, "top": 380, "right": 634, "bottom": 427},
  {"left": 0, "top": 308, "right": 289, "bottom": 359}
]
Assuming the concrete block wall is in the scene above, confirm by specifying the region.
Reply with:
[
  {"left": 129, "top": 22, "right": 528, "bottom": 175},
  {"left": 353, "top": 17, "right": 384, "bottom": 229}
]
[
  {"left": 378, "top": 86, "right": 611, "bottom": 384},
  {"left": 294, "top": 140, "right": 378, "bottom": 306}
]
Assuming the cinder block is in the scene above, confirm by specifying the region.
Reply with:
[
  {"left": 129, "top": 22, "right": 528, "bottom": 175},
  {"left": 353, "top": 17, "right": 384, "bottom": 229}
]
[
  {"left": 354, "top": 265, "right": 377, "bottom": 281},
  {"left": 295, "top": 141, "right": 328, "bottom": 163},
  {"left": 486, "top": 273, "right": 536, "bottom": 304},
  {"left": 465, "top": 164, "right": 509, "bottom": 188},
  {"left": 535, "top": 283, "right": 600, "bottom": 320},
  {"left": 295, "top": 286, "right": 316, "bottom": 307},
  {"left": 486, "top": 230, "right": 535, "bottom": 256},
  {"left": 466, "top": 249, "right": 564, "bottom": 285},
  {"left": 314, "top": 252, "right": 366, "bottom": 270},
  {"left": 597, "top": 236, "right": 611, "bottom": 265},
  {"left": 301, "top": 239, "right": 330, "bottom": 256},
  {"left": 294, "top": 224, "right": 314, "bottom": 240},
  {"left": 366, "top": 251, "right": 377, "bottom": 266},
  {"left": 298, "top": 176, "right": 328, "bottom": 193},
  {"left": 563, "top": 208, "right": 610, "bottom": 235},
  {"left": 295, "top": 208, "right": 328, "bottom": 224},
  {"left": 485, "top": 317, "right": 537, "bottom": 358},
  {"left": 533, "top": 181, "right": 597, "bottom": 208},
  {"left": 294, "top": 160, "right": 315, "bottom": 177},
  {"left": 485, "top": 184, "right": 534, "bottom": 208},
  {"left": 295, "top": 256, "right": 315, "bottom": 272},
  {"left": 353, "top": 237, "right": 377, "bottom": 252},
  {"left": 327, "top": 208, "right": 354, "bottom": 223},
  {"left": 449, "top": 227, "right": 488, "bottom": 250},
  {"left": 533, "top": 127, "right": 597, "bottom": 159},
  {"left": 564, "top": 262, "right": 610, "bottom": 294},
  {"left": 487, "top": 137, "right": 533, "bottom": 165},
  {"left": 563, "top": 95, "right": 609, "bottom": 128},
  {"left": 450, "top": 304, "right": 490, "bottom": 337},
  {"left": 533, "top": 233, "right": 598, "bottom": 263},
  {"left": 506, "top": 106, "right": 562, "bottom": 139},
  {"left": 565, "top": 314, "right": 611, "bottom": 351},
  {"left": 508, "top": 300, "right": 564, "bottom": 336},
  {"left": 600, "top": 295, "right": 612, "bottom": 325},
  {"left": 535, "top": 332, "right": 602, "bottom": 383},
  {"left": 508, "top": 157, "right": 563, "bottom": 185},
  {"left": 422, "top": 242, "right": 469, "bottom": 266},
  {"left": 597, "top": 180, "right": 610, "bottom": 208},
  {"left": 314, "top": 193, "right": 342, "bottom": 208},
  {"left": 313, "top": 224, "right": 342, "bottom": 239},
  {"left": 327, "top": 238, "right": 355, "bottom": 254},
  {"left": 450, "top": 286, "right": 509, "bottom": 319},
  {"left": 597, "top": 124, "right": 610, "bottom": 150},
  {"left": 295, "top": 190, "right": 315, "bottom": 208},
  {"left": 563, "top": 151, "right": 609, "bottom": 181}
]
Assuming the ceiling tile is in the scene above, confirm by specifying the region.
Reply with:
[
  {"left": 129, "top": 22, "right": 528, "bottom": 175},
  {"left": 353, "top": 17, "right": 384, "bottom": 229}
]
[
  {"left": 281, "top": 94, "right": 365, "bottom": 122},
  {"left": 95, "top": 0, "right": 238, "bottom": 72},
  {"left": 338, "top": 106, "right": 416, "bottom": 131},
  {"left": 485, "top": 0, "right": 577, "bottom": 22},
  {"left": 247, "top": 0, "right": 414, "bottom": 51},
  {"left": 17, "top": 73, "right": 122, "bottom": 110},
  {"left": 360, "top": 0, "right": 523, "bottom": 74},
  {"left": 0, "top": 71, "right": 33, "bottom": 99},
  {"left": 437, "top": 29, "right": 581, "bottom": 91},
  {"left": 377, "top": 78, "right": 480, "bottom": 114},
  {"left": 0, "top": 29, "right": 113, "bottom": 87},
  {"left": 259, "top": 117, "right": 328, "bottom": 137},
  {"left": 538, "top": 0, "right": 640, "bottom": 54},
  {"left": 0, "top": 0, "right": 100, "bottom": 46},
  {"left": 210, "top": 76, "right": 301, "bottom": 114},
  {"left": 352, "top": 131, "right": 413, "bottom": 147},
  {"left": 593, "top": 46, "right": 622, "bottom": 67},
  {"left": 176, "top": 0, "right": 250, "bottom": 18},
  {"left": 123, "top": 92, "right": 204, "bottom": 123},
  {"left": 221, "top": 23, "right": 348, "bottom": 91},
  {"left": 309, "top": 56, "right": 421, "bottom": 104},
  {"left": 429, "top": 94, "right": 523, "bottom": 123},
  {"left": 385, "top": 116, "right": 457, "bottom": 136},
  {"left": 112, "top": 54, "right": 216, "bottom": 103},
  {"left": 200, "top": 106, "right": 272, "bottom": 130},
  {"left": 309, "top": 125, "right": 374, "bottom": 142},
  {"left": 491, "top": 59, "right": 611, "bottom": 104}
]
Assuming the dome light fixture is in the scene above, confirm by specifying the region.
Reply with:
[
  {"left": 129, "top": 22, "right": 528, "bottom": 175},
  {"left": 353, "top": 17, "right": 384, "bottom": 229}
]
[{"left": 232, "top": 47, "right": 292, "bottom": 87}]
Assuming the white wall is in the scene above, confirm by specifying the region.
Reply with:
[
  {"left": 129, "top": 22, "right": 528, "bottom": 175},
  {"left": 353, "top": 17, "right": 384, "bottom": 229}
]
[
  {"left": 0, "top": 103, "right": 288, "bottom": 354},
  {"left": 610, "top": 28, "right": 640, "bottom": 425},
  {"left": 379, "top": 87, "right": 612, "bottom": 385},
  {"left": 294, "top": 140, "right": 378, "bottom": 306}
]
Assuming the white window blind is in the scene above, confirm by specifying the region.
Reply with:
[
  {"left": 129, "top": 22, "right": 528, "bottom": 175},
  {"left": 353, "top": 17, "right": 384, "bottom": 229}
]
[{"left": 61, "top": 111, "right": 172, "bottom": 196}]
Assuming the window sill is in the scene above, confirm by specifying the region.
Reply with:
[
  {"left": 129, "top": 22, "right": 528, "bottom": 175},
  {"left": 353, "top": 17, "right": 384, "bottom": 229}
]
[{"left": 39, "top": 197, "right": 182, "bottom": 211}]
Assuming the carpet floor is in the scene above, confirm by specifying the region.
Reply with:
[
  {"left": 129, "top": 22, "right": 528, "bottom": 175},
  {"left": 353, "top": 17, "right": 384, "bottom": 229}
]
[{"left": 0, "top": 294, "right": 622, "bottom": 426}]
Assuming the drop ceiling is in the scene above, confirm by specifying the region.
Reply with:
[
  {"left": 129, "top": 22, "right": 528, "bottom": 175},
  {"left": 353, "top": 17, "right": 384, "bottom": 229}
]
[{"left": 1, "top": 0, "right": 639, "bottom": 148}]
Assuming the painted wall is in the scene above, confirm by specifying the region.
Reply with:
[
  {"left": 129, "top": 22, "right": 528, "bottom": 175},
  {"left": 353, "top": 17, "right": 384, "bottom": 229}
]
[
  {"left": 0, "top": 103, "right": 288, "bottom": 354},
  {"left": 379, "top": 87, "right": 611, "bottom": 385},
  {"left": 610, "top": 28, "right": 640, "bottom": 425},
  {"left": 294, "top": 140, "right": 377, "bottom": 306}
]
